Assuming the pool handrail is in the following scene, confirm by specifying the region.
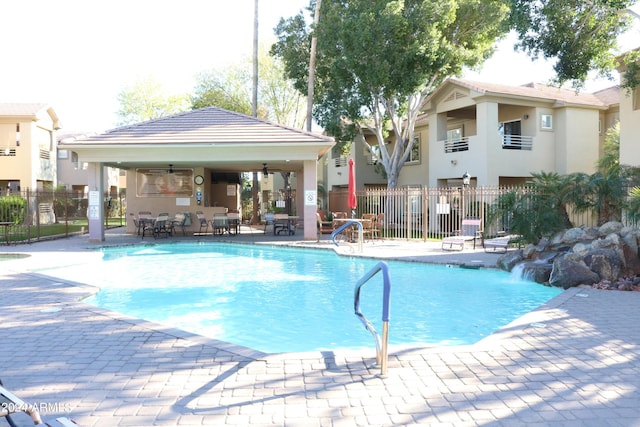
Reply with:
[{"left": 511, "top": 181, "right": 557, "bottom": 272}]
[
  {"left": 353, "top": 261, "right": 391, "bottom": 376},
  {"left": 330, "top": 220, "right": 363, "bottom": 252}
]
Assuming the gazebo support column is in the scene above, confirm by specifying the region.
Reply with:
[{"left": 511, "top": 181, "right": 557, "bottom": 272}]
[
  {"left": 87, "top": 162, "right": 105, "bottom": 242},
  {"left": 302, "top": 159, "right": 318, "bottom": 240}
]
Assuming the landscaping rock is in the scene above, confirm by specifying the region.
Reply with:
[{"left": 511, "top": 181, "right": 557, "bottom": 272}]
[
  {"left": 549, "top": 257, "right": 600, "bottom": 289},
  {"left": 507, "top": 221, "right": 640, "bottom": 289}
]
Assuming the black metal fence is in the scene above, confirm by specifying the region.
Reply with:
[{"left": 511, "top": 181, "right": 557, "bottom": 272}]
[{"left": 0, "top": 189, "right": 125, "bottom": 244}]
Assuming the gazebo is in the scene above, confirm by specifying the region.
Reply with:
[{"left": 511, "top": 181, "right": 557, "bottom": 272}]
[{"left": 59, "top": 107, "right": 334, "bottom": 241}]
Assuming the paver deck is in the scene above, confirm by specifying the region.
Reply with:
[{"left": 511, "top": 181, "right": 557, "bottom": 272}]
[{"left": 1, "top": 228, "right": 639, "bottom": 426}]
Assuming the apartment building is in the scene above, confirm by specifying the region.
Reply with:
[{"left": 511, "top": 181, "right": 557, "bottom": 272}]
[{"left": 0, "top": 103, "right": 61, "bottom": 192}]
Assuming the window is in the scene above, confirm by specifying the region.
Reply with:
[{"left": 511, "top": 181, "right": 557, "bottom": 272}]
[
  {"left": 447, "top": 128, "right": 462, "bottom": 141},
  {"left": 499, "top": 120, "right": 521, "bottom": 137},
  {"left": 499, "top": 120, "right": 523, "bottom": 149},
  {"left": 58, "top": 149, "right": 69, "bottom": 159},
  {"left": 499, "top": 119, "right": 522, "bottom": 143},
  {"left": 444, "top": 127, "right": 467, "bottom": 152},
  {"left": 409, "top": 136, "right": 420, "bottom": 163},
  {"left": 368, "top": 145, "right": 381, "bottom": 165},
  {"left": 541, "top": 114, "right": 553, "bottom": 130}
]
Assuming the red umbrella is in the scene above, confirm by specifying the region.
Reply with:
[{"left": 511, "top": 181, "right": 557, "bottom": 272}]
[{"left": 348, "top": 158, "right": 357, "bottom": 217}]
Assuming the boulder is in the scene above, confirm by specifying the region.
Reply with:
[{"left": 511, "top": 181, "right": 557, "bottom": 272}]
[
  {"left": 598, "top": 221, "right": 624, "bottom": 236},
  {"left": 583, "top": 248, "right": 622, "bottom": 281},
  {"left": 549, "top": 257, "right": 600, "bottom": 289},
  {"left": 562, "top": 227, "right": 587, "bottom": 244},
  {"left": 622, "top": 243, "right": 640, "bottom": 276},
  {"left": 520, "top": 261, "right": 553, "bottom": 283},
  {"left": 496, "top": 249, "right": 524, "bottom": 272}
]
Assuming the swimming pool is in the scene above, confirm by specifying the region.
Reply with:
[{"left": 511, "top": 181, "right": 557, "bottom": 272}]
[{"left": 57, "top": 242, "right": 561, "bottom": 353}]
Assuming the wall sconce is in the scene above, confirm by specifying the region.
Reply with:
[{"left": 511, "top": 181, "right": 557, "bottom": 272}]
[
  {"left": 450, "top": 160, "right": 457, "bottom": 166},
  {"left": 462, "top": 171, "right": 471, "bottom": 187},
  {"left": 262, "top": 163, "right": 268, "bottom": 177},
  {"left": 523, "top": 114, "right": 530, "bottom": 120}
]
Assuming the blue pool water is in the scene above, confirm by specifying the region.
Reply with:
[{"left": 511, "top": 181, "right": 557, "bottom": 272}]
[{"left": 72, "top": 242, "right": 561, "bottom": 353}]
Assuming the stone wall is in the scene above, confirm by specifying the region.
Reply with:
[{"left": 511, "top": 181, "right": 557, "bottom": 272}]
[{"left": 496, "top": 221, "right": 640, "bottom": 289}]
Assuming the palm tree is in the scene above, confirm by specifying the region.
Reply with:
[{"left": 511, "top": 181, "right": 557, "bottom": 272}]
[
  {"left": 528, "top": 171, "right": 584, "bottom": 230},
  {"left": 571, "top": 123, "right": 637, "bottom": 226}
]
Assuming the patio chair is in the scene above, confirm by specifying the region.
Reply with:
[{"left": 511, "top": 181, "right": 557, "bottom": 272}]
[
  {"left": 263, "top": 213, "right": 275, "bottom": 234},
  {"left": 129, "top": 213, "right": 141, "bottom": 235},
  {"left": 273, "top": 213, "right": 291, "bottom": 235},
  {"left": 317, "top": 210, "right": 333, "bottom": 234},
  {"left": 170, "top": 212, "right": 187, "bottom": 236},
  {"left": 441, "top": 218, "right": 482, "bottom": 251},
  {"left": 331, "top": 212, "right": 348, "bottom": 231},
  {"left": 361, "top": 213, "right": 379, "bottom": 241},
  {"left": 374, "top": 213, "right": 385, "bottom": 241},
  {"left": 195, "top": 211, "right": 210, "bottom": 235},
  {"left": 227, "top": 211, "right": 241, "bottom": 235},
  {"left": 142, "top": 213, "right": 170, "bottom": 239}
]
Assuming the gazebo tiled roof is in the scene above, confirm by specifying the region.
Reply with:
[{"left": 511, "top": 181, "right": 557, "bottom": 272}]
[
  {"left": 58, "top": 106, "right": 335, "bottom": 173},
  {"left": 75, "top": 107, "right": 333, "bottom": 145}
]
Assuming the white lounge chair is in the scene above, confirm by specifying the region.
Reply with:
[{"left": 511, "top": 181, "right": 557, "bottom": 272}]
[
  {"left": 441, "top": 219, "right": 482, "bottom": 251},
  {"left": 484, "top": 234, "right": 522, "bottom": 253}
]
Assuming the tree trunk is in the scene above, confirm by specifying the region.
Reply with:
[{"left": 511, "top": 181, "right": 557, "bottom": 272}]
[{"left": 306, "top": 0, "right": 322, "bottom": 132}]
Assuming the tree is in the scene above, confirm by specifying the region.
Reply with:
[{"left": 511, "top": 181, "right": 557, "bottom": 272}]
[
  {"left": 508, "top": 0, "right": 638, "bottom": 89},
  {"left": 272, "top": 0, "right": 510, "bottom": 189},
  {"left": 191, "top": 49, "right": 306, "bottom": 127},
  {"left": 191, "top": 64, "right": 258, "bottom": 116},
  {"left": 272, "top": 0, "right": 639, "bottom": 190},
  {"left": 116, "top": 76, "right": 189, "bottom": 126}
]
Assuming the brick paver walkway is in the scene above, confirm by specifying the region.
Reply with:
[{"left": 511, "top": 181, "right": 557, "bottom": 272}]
[{"left": 1, "top": 229, "right": 639, "bottom": 426}]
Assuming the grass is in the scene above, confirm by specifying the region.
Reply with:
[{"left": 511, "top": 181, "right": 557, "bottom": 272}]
[{"left": 6, "top": 218, "right": 124, "bottom": 243}]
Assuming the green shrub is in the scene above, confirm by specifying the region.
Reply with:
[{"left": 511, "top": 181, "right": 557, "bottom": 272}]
[{"left": 0, "top": 196, "right": 26, "bottom": 224}]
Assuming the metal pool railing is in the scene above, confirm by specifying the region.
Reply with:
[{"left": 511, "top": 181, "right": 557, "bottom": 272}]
[
  {"left": 353, "top": 261, "right": 391, "bottom": 376},
  {"left": 330, "top": 220, "right": 364, "bottom": 252}
]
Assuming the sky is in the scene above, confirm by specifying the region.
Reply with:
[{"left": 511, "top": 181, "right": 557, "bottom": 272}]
[{"left": 2, "top": 1, "right": 639, "bottom": 133}]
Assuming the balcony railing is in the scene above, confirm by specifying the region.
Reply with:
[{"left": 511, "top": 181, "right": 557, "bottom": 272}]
[
  {"left": 501, "top": 135, "right": 533, "bottom": 150},
  {"left": 441, "top": 135, "right": 534, "bottom": 152},
  {"left": 334, "top": 157, "right": 348, "bottom": 167},
  {"left": 442, "top": 137, "right": 470, "bottom": 153}
]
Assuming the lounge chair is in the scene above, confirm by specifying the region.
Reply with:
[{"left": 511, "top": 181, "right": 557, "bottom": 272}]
[
  {"left": 0, "top": 379, "right": 78, "bottom": 426},
  {"left": 483, "top": 236, "right": 511, "bottom": 253},
  {"left": 441, "top": 218, "right": 482, "bottom": 251},
  {"left": 484, "top": 234, "right": 522, "bottom": 253}
]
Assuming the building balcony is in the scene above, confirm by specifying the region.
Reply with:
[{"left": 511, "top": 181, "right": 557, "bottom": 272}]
[{"left": 440, "top": 134, "right": 534, "bottom": 153}]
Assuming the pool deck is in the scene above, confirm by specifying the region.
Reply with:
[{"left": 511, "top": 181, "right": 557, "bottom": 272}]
[{"left": 1, "top": 227, "right": 640, "bottom": 426}]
